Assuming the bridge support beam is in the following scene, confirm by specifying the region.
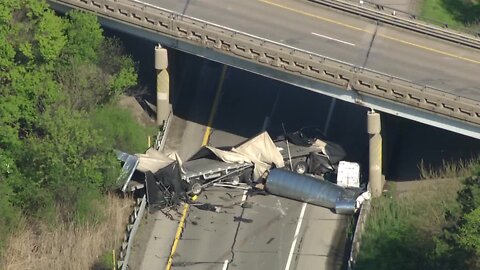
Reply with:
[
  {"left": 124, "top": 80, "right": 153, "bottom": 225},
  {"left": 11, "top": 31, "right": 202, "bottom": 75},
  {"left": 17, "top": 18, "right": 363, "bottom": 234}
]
[
  {"left": 155, "top": 44, "right": 170, "bottom": 126},
  {"left": 368, "top": 110, "right": 383, "bottom": 197}
]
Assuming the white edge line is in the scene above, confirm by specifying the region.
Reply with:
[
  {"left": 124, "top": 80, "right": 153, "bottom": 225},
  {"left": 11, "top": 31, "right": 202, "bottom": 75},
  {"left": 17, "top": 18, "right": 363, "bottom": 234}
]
[
  {"left": 222, "top": 259, "right": 229, "bottom": 270},
  {"left": 284, "top": 202, "right": 307, "bottom": 270},
  {"left": 311, "top": 32, "right": 356, "bottom": 46},
  {"left": 241, "top": 190, "right": 248, "bottom": 202}
]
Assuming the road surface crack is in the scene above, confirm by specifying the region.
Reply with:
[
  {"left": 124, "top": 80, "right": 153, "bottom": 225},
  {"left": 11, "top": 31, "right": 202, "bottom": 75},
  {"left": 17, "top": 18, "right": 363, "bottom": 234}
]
[{"left": 226, "top": 193, "right": 250, "bottom": 267}]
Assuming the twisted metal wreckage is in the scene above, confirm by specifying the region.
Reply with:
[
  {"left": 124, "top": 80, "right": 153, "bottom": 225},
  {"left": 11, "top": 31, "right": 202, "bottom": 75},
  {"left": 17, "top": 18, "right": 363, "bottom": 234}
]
[{"left": 116, "top": 131, "right": 370, "bottom": 214}]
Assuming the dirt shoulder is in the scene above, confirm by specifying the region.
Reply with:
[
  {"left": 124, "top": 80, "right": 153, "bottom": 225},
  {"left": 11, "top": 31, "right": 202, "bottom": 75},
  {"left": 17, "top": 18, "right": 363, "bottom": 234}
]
[{"left": 117, "top": 95, "right": 156, "bottom": 127}]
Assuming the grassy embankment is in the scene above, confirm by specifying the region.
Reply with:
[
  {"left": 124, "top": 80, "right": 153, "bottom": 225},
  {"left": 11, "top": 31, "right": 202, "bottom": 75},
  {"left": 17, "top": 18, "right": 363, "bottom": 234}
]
[
  {"left": 1, "top": 195, "right": 131, "bottom": 270},
  {"left": 356, "top": 159, "right": 480, "bottom": 269},
  {"left": 0, "top": 104, "right": 156, "bottom": 270},
  {"left": 0, "top": 2, "right": 159, "bottom": 269},
  {"left": 420, "top": 0, "right": 480, "bottom": 30},
  {"left": 355, "top": 2, "right": 480, "bottom": 268}
]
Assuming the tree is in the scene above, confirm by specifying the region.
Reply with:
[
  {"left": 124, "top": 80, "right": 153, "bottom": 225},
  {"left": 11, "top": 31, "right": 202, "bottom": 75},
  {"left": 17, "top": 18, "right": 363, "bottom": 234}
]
[
  {"left": 0, "top": 0, "right": 137, "bottom": 221},
  {"left": 12, "top": 107, "right": 118, "bottom": 221},
  {"left": 56, "top": 13, "right": 137, "bottom": 110},
  {"left": 458, "top": 208, "right": 480, "bottom": 254}
]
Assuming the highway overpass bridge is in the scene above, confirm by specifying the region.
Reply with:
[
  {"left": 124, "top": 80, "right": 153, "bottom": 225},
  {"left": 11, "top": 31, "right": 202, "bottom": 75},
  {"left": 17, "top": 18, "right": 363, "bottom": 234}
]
[
  {"left": 46, "top": 1, "right": 480, "bottom": 270},
  {"left": 48, "top": 0, "right": 480, "bottom": 138}
]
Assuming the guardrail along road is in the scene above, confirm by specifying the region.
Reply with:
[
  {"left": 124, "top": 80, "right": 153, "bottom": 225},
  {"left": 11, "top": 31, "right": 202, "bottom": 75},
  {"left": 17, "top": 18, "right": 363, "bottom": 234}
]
[{"left": 48, "top": 0, "right": 480, "bottom": 138}]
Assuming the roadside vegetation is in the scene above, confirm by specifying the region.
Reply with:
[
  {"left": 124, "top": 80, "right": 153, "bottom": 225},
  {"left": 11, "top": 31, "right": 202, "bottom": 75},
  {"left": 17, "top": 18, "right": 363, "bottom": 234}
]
[
  {"left": 356, "top": 159, "right": 480, "bottom": 270},
  {"left": 0, "top": 0, "right": 154, "bottom": 268},
  {"left": 420, "top": 0, "right": 480, "bottom": 30}
]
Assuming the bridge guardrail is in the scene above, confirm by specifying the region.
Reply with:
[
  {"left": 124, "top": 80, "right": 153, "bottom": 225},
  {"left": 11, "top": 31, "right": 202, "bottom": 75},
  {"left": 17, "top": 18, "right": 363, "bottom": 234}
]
[
  {"left": 48, "top": 0, "right": 480, "bottom": 126},
  {"left": 117, "top": 195, "right": 147, "bottom": 270},
  {"left": 309, "top": 0, "right": 480, "bottom": 49}
]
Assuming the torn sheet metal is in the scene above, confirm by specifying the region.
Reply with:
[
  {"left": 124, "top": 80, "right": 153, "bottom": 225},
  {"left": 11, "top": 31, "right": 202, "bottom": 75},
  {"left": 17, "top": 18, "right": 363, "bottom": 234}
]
[
  {"left": 116, "top": 150, "right": 131, "bottom": 163},
  {"left": 115, "top": 151, "right": 139, "bottom": 192},
  {"left": 145, "top": 161, "right": 191, "bottom": 209},
  {"left": 153, "top": 161, "right": 188, "bottom": 198},
  {"left": 145, "top": 171, "right": 172, "bottom": 208},
  {"left": 189, "top": 131, "right": 284, "bottom": 180},
  {"left": 265, "top": 169, "right": 362, "bottom": 214},
  {"left": 284, "top": 129, "right": 346, "bottom": 164}
]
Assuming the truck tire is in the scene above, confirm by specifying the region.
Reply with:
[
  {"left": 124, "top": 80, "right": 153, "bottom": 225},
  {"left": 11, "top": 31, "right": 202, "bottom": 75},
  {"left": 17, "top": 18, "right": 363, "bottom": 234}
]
[
  {"left": 189, "top": 180, "right": 203, "bottom": 195},
  {"left": 293, "top": 161, "right": 308, "bottom": 174}
]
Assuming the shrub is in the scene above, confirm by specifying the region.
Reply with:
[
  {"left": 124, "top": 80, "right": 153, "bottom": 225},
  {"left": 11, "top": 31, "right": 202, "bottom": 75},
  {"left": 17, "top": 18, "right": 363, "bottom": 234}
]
[{"left": 90, "top": 105, "right": 156, "bottom": 153}]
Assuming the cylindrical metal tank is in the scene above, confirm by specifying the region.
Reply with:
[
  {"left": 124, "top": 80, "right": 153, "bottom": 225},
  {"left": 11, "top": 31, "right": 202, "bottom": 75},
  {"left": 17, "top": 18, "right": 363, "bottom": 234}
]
[{"left": 265, "top": 169, "right": 357, "bottom": 213}]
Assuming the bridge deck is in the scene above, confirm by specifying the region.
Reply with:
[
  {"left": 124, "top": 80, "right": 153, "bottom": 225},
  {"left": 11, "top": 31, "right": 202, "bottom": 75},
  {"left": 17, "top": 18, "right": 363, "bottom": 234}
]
[{"left": 150, "top": 0, "right": 480, "bottom": 102}]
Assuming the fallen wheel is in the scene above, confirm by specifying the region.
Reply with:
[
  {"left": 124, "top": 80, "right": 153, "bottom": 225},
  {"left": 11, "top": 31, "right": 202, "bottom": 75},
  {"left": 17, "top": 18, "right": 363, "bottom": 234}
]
[
  {"left": 190, "top": 182, "right": 203, "bottom": 195},
  {"left": 293, "top": 160, "right": 308, "bottom": 174}
]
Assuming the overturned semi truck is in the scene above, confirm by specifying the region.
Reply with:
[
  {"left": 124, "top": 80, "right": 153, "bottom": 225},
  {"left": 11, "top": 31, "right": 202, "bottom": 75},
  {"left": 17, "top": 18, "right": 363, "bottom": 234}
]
[{"left": 116, "top": 132, "right": 369, "bottom": 214}]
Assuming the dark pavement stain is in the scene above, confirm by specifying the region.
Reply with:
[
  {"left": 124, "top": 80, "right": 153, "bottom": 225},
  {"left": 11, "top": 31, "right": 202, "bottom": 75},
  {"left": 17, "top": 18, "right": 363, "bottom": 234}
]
[{"left": 233, "top": 216, "right": 253, "bottom": 223}]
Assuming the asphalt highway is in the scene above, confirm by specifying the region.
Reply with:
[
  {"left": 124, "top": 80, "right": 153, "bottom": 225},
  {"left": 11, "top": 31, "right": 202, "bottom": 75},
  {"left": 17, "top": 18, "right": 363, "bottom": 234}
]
[
  {"left": 157, "top": 50, "right": 363, "bottom": 270},
  {"left": 117, "top": 1, "right": 480, "bottom": 268},
  {"left": 135, "top": 0, "right": 480, "bottom": 101},
  {"left": 123, "top": 41, "right": 480, "bottom": 270}
]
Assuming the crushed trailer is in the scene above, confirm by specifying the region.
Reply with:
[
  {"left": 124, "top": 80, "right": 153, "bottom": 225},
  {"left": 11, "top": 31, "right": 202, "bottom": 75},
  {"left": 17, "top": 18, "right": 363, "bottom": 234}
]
[{"left": 116, "top": 131, "right": 369, "bottom": 214}]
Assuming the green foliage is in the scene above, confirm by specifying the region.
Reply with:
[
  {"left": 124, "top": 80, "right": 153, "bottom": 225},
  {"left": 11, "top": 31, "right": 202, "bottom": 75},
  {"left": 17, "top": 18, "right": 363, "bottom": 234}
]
[
  {"left": 457, "top": 169, "right": 480, "bottom": 213},
  {"left": 55, "top": 59, "right": 112, "bottom": 110},
  {"left": 35, "top": 8, "right": 66, "bottom": 63},
  {"left": 64, "top": 10, "right": 103, "bottom": 62},
  {"left": 433, "top": 169, "right": 480, "bottom": 268},
  {"left": 358, "top": 164, "right": 480, "bottom": 270},
  {"left": 356, "top": 192, "right": 435, "bottom": 270},
  {"left": 458, "top": 208, "right": 480, "bottom": 254},
  {"left": 19, "top": 108, "right": 118, "bottom": 189},
  {"left": 56, "top": 13, "right": 137, "bottom": 110},
  {"left": 421, "top": 0, "right": 480, "bottom": 30},
  {"left": 420, "top": 0, "right": 463, "bottom": 28},
  {"left": 6, "top": 107, "right": 119, "bottom": 222},
  {"left": 0, "top": 66, "right": 60, "bottom": 151},
  {"left": 94, "top": 250, "right": 115, "bottom": 270},
  {"left": 110, "top": 56, "right": 138, "bottom": 95},
  {"left": 90, "top": 105, "right": 156, "bottom": 153},
  {"left": 0, "top": 181, "right": 21, "bottom": 253},
  {"left": 0, "top": 0, "right": 141, "bottom": 244},
  {"left": 0, "top": 1, "right": 144, "bottom": 262}
]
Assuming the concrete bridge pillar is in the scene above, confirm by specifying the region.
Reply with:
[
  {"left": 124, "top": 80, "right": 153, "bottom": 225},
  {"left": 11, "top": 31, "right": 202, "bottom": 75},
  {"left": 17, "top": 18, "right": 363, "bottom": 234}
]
[
  {"left": 155, "top": 44, "right": 170, "bottom": 126},
  {"left": 368, "top": 110, "right": 383, "bottom": 197}
]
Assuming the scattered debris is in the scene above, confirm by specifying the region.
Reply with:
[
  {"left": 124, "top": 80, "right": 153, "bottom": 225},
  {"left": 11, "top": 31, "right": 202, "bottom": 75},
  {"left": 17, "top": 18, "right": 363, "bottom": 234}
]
[
  {"left": 233, "top": 216, "right": 253, "bottom": 223},
  {"left": 274, "top": 127, "right": 347, "bottom": 176},
  {"left": 116, "top": 130, "right": 369, "bottom": 215},
  {"left": 192, "top": 203, "right": 222, "bottom": 213},
  {"left": 246, "top": 188, "right": 268, "bottom": 197}
]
